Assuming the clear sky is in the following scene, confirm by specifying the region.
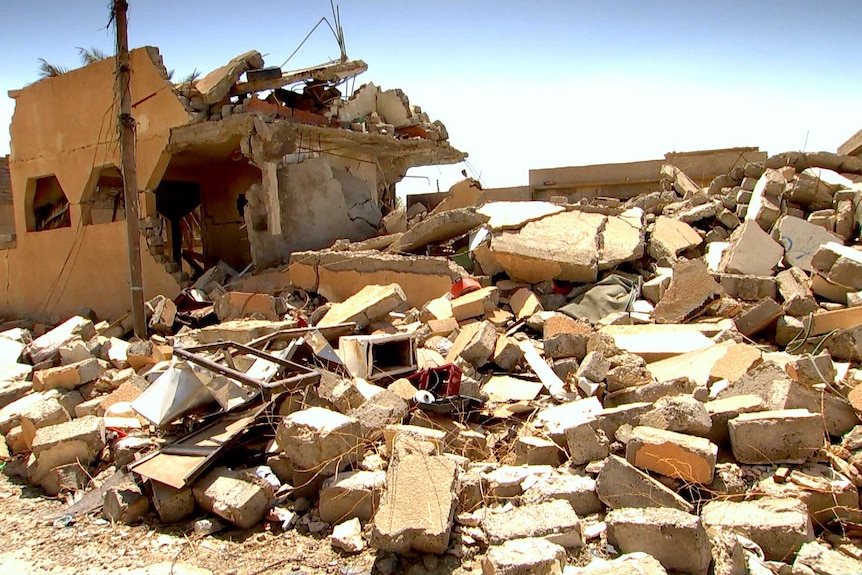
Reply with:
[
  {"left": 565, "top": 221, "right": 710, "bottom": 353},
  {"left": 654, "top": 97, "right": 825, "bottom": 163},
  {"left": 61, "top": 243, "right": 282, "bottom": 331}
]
[{"left": 1, "top": 1, "right": 860, "bottom": 194}]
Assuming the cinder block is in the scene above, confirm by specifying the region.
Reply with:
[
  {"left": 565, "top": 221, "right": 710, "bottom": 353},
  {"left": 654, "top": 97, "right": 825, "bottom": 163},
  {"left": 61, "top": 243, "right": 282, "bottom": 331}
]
[
  {"left": 728, "top": 409, "right": 823, "bottom": 464},
  {"left": 626, "top": 426, "right": 718, "bottom": 484}
]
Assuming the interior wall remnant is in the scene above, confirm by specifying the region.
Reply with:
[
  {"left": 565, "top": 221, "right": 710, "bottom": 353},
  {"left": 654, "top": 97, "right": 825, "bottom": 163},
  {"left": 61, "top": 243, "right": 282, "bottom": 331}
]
[
  {"left": 81, "top": 165, "right": 125, "bottom": 225},
  {"left": 0, "top": 156, "right": 15, "bottom": 243},
  {"left": 28, "top": 175, "right": 71, "bottom": 232},
  {"left": 245, "top": 156, "right": 382, "bottom": 269}
]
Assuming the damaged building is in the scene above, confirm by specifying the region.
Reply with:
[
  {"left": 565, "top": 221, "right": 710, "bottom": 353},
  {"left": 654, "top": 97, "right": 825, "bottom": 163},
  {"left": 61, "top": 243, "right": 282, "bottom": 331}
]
[{"left": 0, "top": 48, "right": 464, "bottom": 322}]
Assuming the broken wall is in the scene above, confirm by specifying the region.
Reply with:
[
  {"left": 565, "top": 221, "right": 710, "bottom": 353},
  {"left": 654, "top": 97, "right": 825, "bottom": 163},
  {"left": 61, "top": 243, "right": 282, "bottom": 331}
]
[{"left": 1, "top": 47, "right": 190, "bottom": 322}]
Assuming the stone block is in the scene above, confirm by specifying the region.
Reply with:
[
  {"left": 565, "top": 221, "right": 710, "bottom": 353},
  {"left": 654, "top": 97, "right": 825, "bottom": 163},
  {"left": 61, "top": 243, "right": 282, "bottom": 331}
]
[
  {"left": 576, "top": 351, "right": 609, "bottom": 383},
  {"left": 31, "top": 358, "right": 102, "bottom": 392},
  {"left": 596, "top": 454, "right": 693, "bottom": 512},
  {"left": 733, "top": 298, "right": 783, "bottom": 337},
  {"left": 371, "top": 453, "right": 458, "bottom": 554},
  {"left": 606, "top": 507, "right": 711, "bottom": 575},
  {"left": 776, "top": 267, "right": 819, "bottom": 317},
  {"left": 330, "top": 517, "right": 364, "bottom": 553},
  {"left": 446, "top": 320, "right": 497, "bottom": 367},
  {"left": 648, "top": 216, "right": 702, "bottom": 262},
  {"left": 193, "top": 467, "right": 274, "bottom": 529},
  {"left": 638, "top": 395, "right": 712, "bottom": 436},
  {"left": 626, "top": 426, "right": 718, "bottom": 484},
  {"left": 492, "top": 336, "right": 524, "bottom": 371},
  {"left": 728, "top": 408, "right": 822, "bottom": 464},
  {"left": 275, "top": 407, "right": 362, "bottom": 476},
  {"left": 481, "top": 537, "right": 566, "bottom": 575},
  {"left": 719, "top": 220, "right": 784, "bottom": 276},
  {"left": 318, "top": 283, "right": 407, "bottom": 328},
  {"left": 520, "top": 473, "right": 602, "bottom": 516},
  {"left": 701, "top": 497, "right": 814, "bottom": 562},
  {"left": 318, "top": 470, "right": 385, "bottom": 524},
  {"left": 151, "top": 481, "right": 196, "bottom": 524},
  {"left": 482, "top": 499, "right": 582, "bottom": 548},
  {"left": 450, "top": 286, "right": 499, "bottom": 321}
]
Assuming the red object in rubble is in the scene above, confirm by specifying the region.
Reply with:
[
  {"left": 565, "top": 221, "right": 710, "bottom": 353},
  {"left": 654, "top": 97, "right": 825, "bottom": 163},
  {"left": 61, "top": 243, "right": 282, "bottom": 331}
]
[
  {"left": 408, "top": 364, "right": 463, "bottom": 398},
  {"left": 451, "top": 277, "right": 481, "bottom": 298}
]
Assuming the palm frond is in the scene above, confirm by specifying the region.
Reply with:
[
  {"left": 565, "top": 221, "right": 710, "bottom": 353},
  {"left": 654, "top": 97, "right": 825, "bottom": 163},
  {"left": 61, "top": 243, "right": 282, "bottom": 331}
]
[{"left": 37, "top": 58, "right": 69, "bottom": 79}]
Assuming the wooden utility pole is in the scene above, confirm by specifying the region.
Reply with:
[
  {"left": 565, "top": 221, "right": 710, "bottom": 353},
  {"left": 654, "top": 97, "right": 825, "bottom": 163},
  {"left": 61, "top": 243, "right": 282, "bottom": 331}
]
[{"left": 114, "top": 0, "right": 147, "bottom": 338}]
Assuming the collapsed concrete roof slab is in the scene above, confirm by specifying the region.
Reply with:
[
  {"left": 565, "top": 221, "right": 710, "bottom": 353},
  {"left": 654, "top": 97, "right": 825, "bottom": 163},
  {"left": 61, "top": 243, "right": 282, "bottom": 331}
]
[
  {"left": 387, "top": 207, "right": 488, "bottom": 254},
  {"left": 195, "top": 50, "right": 265, "bottom": 105},
  {"left": 231, "top": 59, "right": 368, "bottom": 97}
]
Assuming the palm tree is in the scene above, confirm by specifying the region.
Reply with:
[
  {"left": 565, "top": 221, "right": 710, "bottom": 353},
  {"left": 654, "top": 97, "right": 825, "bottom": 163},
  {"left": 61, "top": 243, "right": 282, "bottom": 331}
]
[
  {"left": 77, "top": 46, "right": 110, "bottom": 65},
  {"left": 36, "top": 58, "right": 68, "bottom": 79}
]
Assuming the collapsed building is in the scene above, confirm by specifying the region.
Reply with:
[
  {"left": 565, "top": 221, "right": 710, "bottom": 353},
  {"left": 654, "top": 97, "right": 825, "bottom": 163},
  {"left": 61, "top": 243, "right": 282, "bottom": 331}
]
[{"left": 0, "top": 48, "right": 464, "bottom": 322}]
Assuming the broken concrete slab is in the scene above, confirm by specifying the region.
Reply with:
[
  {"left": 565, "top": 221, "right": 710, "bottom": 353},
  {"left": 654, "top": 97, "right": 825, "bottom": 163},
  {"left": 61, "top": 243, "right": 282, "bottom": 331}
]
[
  {"left": 704, "top": 394, "right": 765, "bottom": 446},
  {"left": 653, "top": 259, "right": 724, "bottom": 324},
  {"left": 481, "top": 537, "right": 567, "bottom": 575},
  {"left": 192, "top": 466, "right": 273, "bottom": 529},
  {"left": 289, "top": 249, "right": 466, "bottom": 309},
  {"left": 728, "top": 408, "right": 822, "bottom": 464},
  {"left": 719, "top": 220, "right": 784, "bottom": 276},
  {"left": 371, "top": 453, "right": 458, "bottom": 554},
  {"left": 563, "top": 553, "right": 668, "bottom": 574},
  {"left": 196, "top": 50, "right": 264, "bottom": 105},
  {"left": 509, "top": 288, "right": 543, "bottom": 320},
  {"left": 701, "top": 497, "right": 814, "bottom": 562},
  {"left": 639, "top": 395, "right": 712, "bottom": 436},
  {"left": 811, "top": 242, "right": 862, "bottom": 291},
  {"left": 482, "top": 499, "right": 582, "bottom": 548},
  {"left": 626, "top": 426, "right": 718, "bottom": 484},
  {"left": 31, "top": 358, "right": 102, "bottom": 392},
  {"left": 387, "top": 207, "right": 488, "bottom": 254},
  {"left": 26, "top": 316, "right": 96, "bottom": 365},
  {"left": 775, "top": 215, "right": 842, "bottom": 272},
  {"left": 478, "top": 201, "right": 565, "bottom": 230},
  {"left": 30, "top": 415, "right": 105, "bottom": 483},
  {"left": 596, "top": 454, "right": 694, "bottom": 512},
  {"left": 793, "top": 541, "right": 862, "bottom": 575},
  {"left": 317, "top": 283, "right": 407, "bottom": 328},
  {"left": 734, "top": 297, "right": 783, "bottom": 337},
  {"left": 606, "top": 507, "right": 711, "bottom": 575},
  {"left": 648, "top": 216, "right": 702, "bottom": 262},
  {"left": 713, "top": 272, "right": 777, "bottom": 301},
  {"left": 776, "top": 267, "right": 820, "bottom": 317},
  {"left": 446, "top": 320, "right": 497, "bottom": 367},
  {"left": 104, "top": 480, "right": 150, "bottom": 524},
  {"left": 757, "top": 463, "right": 858, "bottom": 527},
  {"left": 19, "top": 396, "right": 72, "bottom": 449},
  {"left": 330, "top": 517, "right": 364, "bottom": 553},
  {"left": 599, "top": 323, "right": 716, "bottom": 362},
  {"left": 520, "top": 472, "right": 601, "bottom": 515}
]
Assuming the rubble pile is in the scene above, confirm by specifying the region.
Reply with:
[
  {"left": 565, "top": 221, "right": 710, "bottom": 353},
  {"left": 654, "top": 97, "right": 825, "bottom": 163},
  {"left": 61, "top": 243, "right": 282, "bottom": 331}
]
[{"left": 2, "top": 150, "right": 862, "bottom": 574}]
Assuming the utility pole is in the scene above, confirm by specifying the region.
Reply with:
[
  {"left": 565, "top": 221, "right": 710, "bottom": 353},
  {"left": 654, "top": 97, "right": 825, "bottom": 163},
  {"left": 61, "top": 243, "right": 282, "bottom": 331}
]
[{"left": 114, "top": 0, "right": 147, "bottom": 339}]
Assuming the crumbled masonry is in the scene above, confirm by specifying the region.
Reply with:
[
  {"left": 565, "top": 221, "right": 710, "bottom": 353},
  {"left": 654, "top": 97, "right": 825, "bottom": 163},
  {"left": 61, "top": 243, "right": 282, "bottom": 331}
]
[{"left": 3, "top": 55, "right": 862, "bottom": 573}]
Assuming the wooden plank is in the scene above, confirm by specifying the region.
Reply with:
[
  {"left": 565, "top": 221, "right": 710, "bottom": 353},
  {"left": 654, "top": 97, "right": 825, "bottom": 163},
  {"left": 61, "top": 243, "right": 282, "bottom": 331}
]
[
  {"left": 810, "top": 307, "right": 862, "bottom": 336},
  {"left": 838, "top": 127, "right": 862, "bottom": 156},
  {"left": 129, "top": 403, "right": 266, "bottom": 489}
]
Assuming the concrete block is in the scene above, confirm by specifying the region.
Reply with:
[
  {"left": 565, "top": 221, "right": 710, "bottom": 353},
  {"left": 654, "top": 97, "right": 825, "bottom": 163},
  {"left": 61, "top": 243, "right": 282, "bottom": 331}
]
[
  {"left": 58, "top": 337, "right": 94, "bottom": 365},
  {"left": 318, "top": 283, "right": 407, "bottom": 328},
  {"left": 214, "top": 291, "right": 283, "bottom": 322},
  {"left": 653, "top": 259, "right": 723, "bottom": 324},
  {"left": 708, "top": 343, "right": 762, "bottom": 384},
  {"left": 371, "top": 453, "right": 458, "bottom": 554},
  {"left": 728, "top": 408, "right": 822, "bottom": 464},
  {"left": 151, "top": 481, "right": 196, "bottom": 523},
  {"left": 544, "top": 332, "right": 587, "bottom": 361},
  {"left": 784, "top": 352, "right": 836, "bottom": 385},
  {"left": 318, "top": 470, "right": 385, "bottom": 524},
  {"left": 733, "top": 298, "right": 783, "bottom": 337},
  {"left": 26, "top": 316, "right": 96, "bottom": 364},
  {"left": 31, "top": 358, "right": 102, "bottom": 392},
  {"left": 520, "top": 473, "right": 602, "bottom": 516},
  {"left": 511, "top": 436, "right": 563, "bottom": 467},
  {"left": 648, "top": 216, "right": 702, "bottom": 262},
  {"left": 626, "top": 426, "right": 718, "bottom": 484},
  {"left": 509, "top": 288, "right": 543, "bottom": 320},
  {"left": 713, "top": 272, "right": 776, "bottom": 301},
  {"left": 481, "top": 537, "right": 566, "bottom": 575},
  {"left": 604, "top": 376, "right": 696, "bottom": 407},
  {"left": 450, "top": 286, "right": 499, "bottom": 321},
  {"left": 483, "top": 465, "right": 554, "bottom": 501},
  {"left": 482, "top": 499, "right": 582, "bottom": 548},
  {"left": 19, "top": 396, "right": 72, "bottom": 449},
  {"left": 704, "top": 394, "right": 765, "bottom": 446},
  {"left": 104, "top": 480, "right": 150, "bottom": 524},
  {"left": 641, "top": 269, "right": 672, "bottom": 305},
  {"left": 30, "top": 415, "right": 105, "bottom": 483},
  {"left": 719, "top": 220, "right": 784, "bottom": 276},
  {"left": 446, "top": 320, "right": 497, "bottom": 367},
  {"left": 330, "top": 517, "right": 364, "bottom": 553},
  {"left": 596, "top": 454, "right": 693, "bottom": 512},
  {"left": 193, "top": 467, "right": 274, "bottom": 529},
  {"left": 39, "top": 462, "right": 91, "bottom": 496},
  {"left": 275, "top": 407, "right": 362, "bottom": 476},
  {"left": 576, "top": 351, "right": 609, "bottom": 383},
  {"left": 606, "top": 507, "right": 711, "bottom": 575},
  {"left": 563, "top": 553, "right": 668, "bottom": 574},
  {"left": 775, "top": 215, "right": 842, "bottom": 272},
  {"left": 638, "top": 395, "right": 712, "bottom": 436},
  {"left": 492, "top": 336, "right": 524, "bottom": 371},
  {"left": 776, "top": 267, "right": 819, "bottom": 317},
  {"left": 349, "top": 389, "right": 408, "bottom": 440},
  {"left": 565, "top": 418, "right": 610, "bottom": 465},
  {"left": 0, "top": 378, "right": 31, "bottom": 412},
  {"left": 812, "top": 242, "right": 862, "bottom": 290},
  {"left": 701, "top": 497, "right": 814, "bottom": 562},
  {"left": 793, "top": 541, "right": 862, "bottom": 575}
]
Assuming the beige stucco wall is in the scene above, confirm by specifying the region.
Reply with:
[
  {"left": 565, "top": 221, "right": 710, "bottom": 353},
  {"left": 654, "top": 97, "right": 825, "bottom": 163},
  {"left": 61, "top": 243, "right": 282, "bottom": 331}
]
[{"left": 1, "top": 47, "right": 191, "bottom": 322}]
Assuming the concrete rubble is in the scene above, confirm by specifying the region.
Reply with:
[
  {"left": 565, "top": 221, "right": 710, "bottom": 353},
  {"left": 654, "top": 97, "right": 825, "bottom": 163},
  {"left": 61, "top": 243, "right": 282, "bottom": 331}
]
[{"left": 2, "top": 129, "right": 862, "bottom": 574}]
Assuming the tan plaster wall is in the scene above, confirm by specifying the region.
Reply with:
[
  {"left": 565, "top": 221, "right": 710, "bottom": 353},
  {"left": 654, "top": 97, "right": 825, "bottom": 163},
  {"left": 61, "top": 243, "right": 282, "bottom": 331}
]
[{"left": 1, "top": 47, "right": 190, "bottom": 321}]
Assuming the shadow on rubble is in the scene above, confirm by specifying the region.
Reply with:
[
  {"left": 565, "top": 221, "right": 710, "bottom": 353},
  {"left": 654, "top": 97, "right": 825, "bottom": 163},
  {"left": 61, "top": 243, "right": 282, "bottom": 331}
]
[{"left": 372, "top": 551, "right": 461, "bottom": 575}]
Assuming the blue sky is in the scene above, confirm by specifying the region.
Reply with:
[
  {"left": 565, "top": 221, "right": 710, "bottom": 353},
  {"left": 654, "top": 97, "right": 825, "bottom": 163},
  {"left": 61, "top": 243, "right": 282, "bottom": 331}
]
[{"left": 1, "top": 1, "right": 860, "bottom": 193}]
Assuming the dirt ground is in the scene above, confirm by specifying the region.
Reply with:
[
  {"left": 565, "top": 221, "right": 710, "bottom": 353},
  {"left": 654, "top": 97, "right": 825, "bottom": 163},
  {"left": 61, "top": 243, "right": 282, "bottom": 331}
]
[{"left": 0, "top": 471, "right": 484, "bottom": 575}]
